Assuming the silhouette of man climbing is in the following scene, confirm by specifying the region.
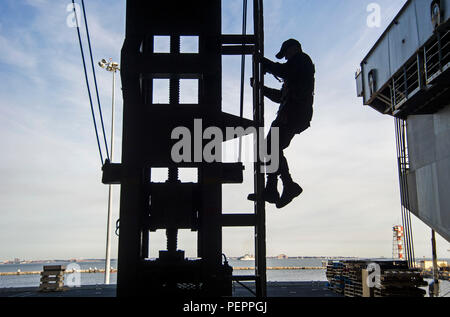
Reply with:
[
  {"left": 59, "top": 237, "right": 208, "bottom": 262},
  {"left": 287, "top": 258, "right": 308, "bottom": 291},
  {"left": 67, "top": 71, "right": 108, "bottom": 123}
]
[{"left": 248, "top": 39, "right": 315, "bottom": 208}]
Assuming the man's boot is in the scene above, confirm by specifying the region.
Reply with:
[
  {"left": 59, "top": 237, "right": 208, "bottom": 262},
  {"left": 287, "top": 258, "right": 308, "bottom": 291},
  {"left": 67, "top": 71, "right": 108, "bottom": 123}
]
[
  {"left": 276, "top": 174, "right": 303, "bottom": 209},
  {"left": 247, "top": 175, "right": 280, "bottom": 204}
]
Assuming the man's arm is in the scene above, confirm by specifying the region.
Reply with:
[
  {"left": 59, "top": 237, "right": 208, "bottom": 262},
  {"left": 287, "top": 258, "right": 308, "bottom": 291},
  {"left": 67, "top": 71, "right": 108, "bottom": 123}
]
[
  {"left": 250, "top": 77, "right": 282, "bottom": 103},
  {"left": 263, "top": 86, "right": 282, "bottom": 103},
  {"left": 262, "top": 57, "right": 290, "bottom": 80}
]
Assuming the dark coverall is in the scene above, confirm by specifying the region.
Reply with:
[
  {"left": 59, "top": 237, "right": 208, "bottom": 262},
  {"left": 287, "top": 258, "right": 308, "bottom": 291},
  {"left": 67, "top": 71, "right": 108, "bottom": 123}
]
[{"left": 261, "top": 51, "right": 315, "bottom": 184}]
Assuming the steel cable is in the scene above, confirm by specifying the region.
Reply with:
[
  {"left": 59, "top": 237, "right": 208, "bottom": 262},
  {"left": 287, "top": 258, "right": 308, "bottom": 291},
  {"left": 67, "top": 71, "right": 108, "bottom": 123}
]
[
  {"left": 395, "top": 118, "right": 416, "bottom": 267},
  {"left": 71, "top": 0, "right": 104, "bottom": 165},
  {"left": 80, "top": 0, "right": 110, "bottom": 161},
  {"left": 238, "top": 0, "right": 248, "bottom": 163}
]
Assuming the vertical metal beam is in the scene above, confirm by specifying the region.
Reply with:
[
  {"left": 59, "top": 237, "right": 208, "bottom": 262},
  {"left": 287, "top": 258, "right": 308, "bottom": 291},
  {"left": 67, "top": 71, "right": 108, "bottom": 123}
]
[
  {"left": 431, "top": 229, "right": 440, "bottom": 296},
  {"left": 197, "top": 0, "right": 223, "bottom": 269},
  {"left": 141, "top": 166, "right": 151, "bottom": 259},
  {"left": 403, "top": 66, "right": 408, "bottom": 98},
  {"left": 253, "top": 0, "right": 267, "bottom": 298},
  {"left": 170, "top": 35, "right": 180, "bottom": 105},
  {"left": 117, "top": 67, "right": 145, "bottom": 296},
  {"left": 437, "top": 32, "right": 443, "bottom": 71}
]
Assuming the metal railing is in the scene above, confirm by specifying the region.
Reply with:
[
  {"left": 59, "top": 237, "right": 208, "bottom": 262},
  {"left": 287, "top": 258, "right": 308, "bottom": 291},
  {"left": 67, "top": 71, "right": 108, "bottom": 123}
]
[{"left": 425, "top": 28, "right": 449, "bottom": 84}]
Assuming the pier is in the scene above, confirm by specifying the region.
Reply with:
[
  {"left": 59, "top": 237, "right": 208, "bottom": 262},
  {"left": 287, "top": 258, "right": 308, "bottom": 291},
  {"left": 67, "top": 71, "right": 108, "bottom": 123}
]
[{"left": 0, "top": 268, "right": 117, "bottom": 276}]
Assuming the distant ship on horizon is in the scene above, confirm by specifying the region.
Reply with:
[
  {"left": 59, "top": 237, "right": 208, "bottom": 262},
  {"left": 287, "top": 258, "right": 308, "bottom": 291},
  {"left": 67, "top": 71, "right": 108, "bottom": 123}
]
[{"left": 238, "top": 254, "right": 255, "bottom": 261}]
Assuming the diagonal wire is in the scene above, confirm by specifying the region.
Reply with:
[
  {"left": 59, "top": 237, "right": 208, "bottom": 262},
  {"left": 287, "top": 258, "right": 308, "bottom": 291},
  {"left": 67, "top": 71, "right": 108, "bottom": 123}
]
[
  {"left": 80, "top": 0, "right": 110, "bottom": 161},
  {"left": 72, "top": 0, "right": 104, "bottom": 165}
]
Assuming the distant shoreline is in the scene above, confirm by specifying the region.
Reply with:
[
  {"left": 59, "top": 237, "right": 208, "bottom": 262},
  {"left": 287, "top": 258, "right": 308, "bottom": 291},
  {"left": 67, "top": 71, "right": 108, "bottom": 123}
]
[
  {"left": 0, "top": 266, "right": 327, "bottom": 276},
  {"left": 2, "top": 256, "right": 448, "bottom": 265},
  {"left": 0, "top": 256, "right": 357, "bottom": 265}
]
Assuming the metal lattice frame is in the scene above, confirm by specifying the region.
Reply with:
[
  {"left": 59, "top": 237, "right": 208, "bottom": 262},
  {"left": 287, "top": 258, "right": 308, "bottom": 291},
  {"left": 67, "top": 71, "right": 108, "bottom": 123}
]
[{"left": 107, "top": 0, "right": 267, "bottom": 297}]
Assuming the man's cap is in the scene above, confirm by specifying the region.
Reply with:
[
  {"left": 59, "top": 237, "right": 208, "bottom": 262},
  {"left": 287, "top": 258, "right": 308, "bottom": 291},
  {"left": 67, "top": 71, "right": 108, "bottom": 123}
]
[{"left": 276, "top": 39, "right": 302, "bottom": 59}]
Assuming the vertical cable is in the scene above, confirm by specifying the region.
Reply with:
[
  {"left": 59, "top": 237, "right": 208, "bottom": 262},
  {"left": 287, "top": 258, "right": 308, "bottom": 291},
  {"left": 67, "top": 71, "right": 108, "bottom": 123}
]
[
  {"left": 238, "top": 0, "right": 248, "bottom": 163},
  {"left": 395, "top": 117, "right": 416, "bottom": 268},
  {"left": 401, "top": 119, "right": 415, "bottom": 267},
  {"left": 396, "top": 118, "right": 408, "bottom": 265},
  {"left": 398, "top": 119, "right": 412, "bottom": 266}
]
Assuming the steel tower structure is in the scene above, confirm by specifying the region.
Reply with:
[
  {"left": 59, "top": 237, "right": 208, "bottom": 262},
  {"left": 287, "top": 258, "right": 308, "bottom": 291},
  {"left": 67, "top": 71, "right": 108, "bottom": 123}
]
[{"left": 102, "top": 0, "right": 267, "bottom": 297}]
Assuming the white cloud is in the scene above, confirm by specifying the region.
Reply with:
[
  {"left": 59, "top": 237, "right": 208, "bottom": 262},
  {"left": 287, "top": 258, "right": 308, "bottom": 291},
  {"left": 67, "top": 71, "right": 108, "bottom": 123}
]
[
  {"left": 0, "top": 34, "right": 37, "bottom": 69},
  {"left": 25, "top": 0, "right": 48, "bottom": 7}
]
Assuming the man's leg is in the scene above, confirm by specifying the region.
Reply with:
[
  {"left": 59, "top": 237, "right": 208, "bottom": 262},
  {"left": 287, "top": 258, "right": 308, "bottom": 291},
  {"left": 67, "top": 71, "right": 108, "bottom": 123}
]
[
  {"left": 276, "top": 130, "right": 303, "bottom": 209},
  {"left": 248, "top": 122, "right": 297, "bottom": 203},
  {"left": 264, "top": 126, "right": 280, "bottom": 191},
  {"left": 248, "top": 126, "right": 280, "bottom": 204},
  {"left": 279, "top": 155, "right": 295, "bottom": 185}
]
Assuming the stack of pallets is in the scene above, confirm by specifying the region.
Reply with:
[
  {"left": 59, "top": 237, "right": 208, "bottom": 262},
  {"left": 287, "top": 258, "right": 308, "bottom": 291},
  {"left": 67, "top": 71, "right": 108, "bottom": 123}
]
[
  {"left": 327, "top": 260, "right": 362, "bottom": 297},
  {"left": 326, "top": 261, "right": 345, "bottom": 295},
  {"left": 342, "top": 261, "right": 365, "bottom": 297},
  {"left": 39, "top": 265, "right": 66, "bottom": 292},
  {"left": 374, "top": 270, "right": 427, "bottom": 297},
  {"left": 326, "top": 260, "right": 427, "bottom": 297}
]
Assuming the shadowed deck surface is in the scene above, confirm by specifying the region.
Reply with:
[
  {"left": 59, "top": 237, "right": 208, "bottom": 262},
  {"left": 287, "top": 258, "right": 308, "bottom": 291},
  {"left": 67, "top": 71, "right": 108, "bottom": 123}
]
[{"left": 0, "top": 281, "right": 341, "bottom": 297}]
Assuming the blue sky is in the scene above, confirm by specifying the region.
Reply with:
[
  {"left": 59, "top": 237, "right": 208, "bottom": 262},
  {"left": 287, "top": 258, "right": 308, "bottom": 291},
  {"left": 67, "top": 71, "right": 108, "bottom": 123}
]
[{"left": 0, "top": 0, "right": 448, "bottom": 262}]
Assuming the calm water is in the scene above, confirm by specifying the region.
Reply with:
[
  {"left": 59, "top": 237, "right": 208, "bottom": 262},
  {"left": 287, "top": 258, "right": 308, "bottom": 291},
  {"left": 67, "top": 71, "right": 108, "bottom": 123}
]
[
  {"left": 1, "top": 258, "right": 449, "bottom": 297},
  {"left": 0, "top": 258, "right": 326, "bottom": 288},
  {"left": 0, "top": 260, "right": 118, "bottom": 288}
]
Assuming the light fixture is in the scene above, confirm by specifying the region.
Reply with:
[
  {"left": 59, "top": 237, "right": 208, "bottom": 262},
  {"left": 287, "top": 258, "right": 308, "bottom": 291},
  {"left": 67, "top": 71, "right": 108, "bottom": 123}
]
[
  {"left": 431, "top": 0, "right": 442, "bottom": 29},
  {"left": 98, "top": 58, "right": 120, "bottom": 72}
]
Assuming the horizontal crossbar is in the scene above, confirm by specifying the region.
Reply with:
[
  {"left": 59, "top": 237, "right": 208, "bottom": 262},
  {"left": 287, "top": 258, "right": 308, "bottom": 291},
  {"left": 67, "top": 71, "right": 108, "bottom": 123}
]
[{"left": 222, "top": 214, "right": 256, "bottom": 227}]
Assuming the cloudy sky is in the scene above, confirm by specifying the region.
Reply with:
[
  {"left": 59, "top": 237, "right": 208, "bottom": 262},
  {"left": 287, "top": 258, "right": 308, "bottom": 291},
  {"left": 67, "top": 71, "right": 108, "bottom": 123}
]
[{"left": 0, "top": 0, "right": 448, "bottom": 262}]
